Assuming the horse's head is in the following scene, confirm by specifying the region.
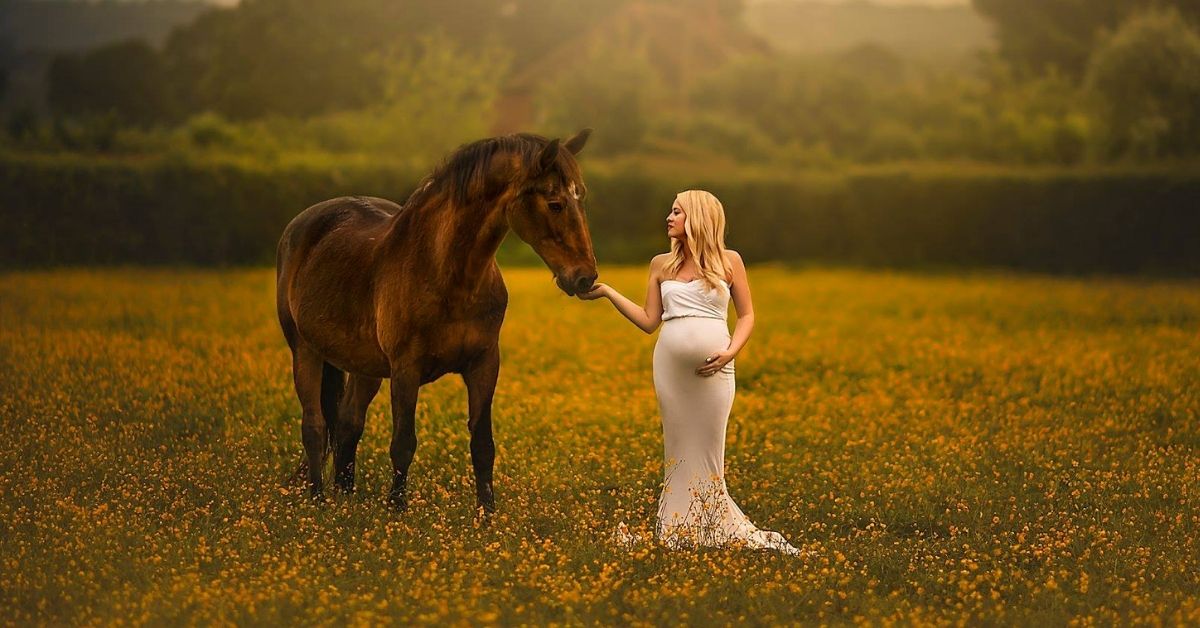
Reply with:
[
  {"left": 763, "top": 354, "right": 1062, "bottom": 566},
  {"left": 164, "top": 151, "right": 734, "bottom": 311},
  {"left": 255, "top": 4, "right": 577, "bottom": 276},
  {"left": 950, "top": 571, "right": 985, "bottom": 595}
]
[{"left": 506, "top": 129, "right": 599, "bottom": 296}]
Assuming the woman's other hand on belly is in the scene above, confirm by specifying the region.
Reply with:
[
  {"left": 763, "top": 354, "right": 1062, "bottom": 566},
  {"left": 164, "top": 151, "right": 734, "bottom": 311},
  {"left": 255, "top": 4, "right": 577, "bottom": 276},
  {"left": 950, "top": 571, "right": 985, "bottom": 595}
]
[{"left": 696, "top": 348, "right": 735, "bottom": 376}]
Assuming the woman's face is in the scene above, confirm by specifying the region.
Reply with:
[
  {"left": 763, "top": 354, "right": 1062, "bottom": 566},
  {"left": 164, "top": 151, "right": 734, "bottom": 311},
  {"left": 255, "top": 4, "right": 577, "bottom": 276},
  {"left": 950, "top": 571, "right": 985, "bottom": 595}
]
[{"left": 666, "top": 202, "right": 686, "bottom": 240}]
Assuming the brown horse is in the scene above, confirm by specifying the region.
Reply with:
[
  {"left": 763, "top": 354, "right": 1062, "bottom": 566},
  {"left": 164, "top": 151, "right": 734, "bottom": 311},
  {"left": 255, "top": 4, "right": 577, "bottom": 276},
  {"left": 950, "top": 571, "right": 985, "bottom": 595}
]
[{"left": 276, "top": 130, "right": 597, "bottom": 511}]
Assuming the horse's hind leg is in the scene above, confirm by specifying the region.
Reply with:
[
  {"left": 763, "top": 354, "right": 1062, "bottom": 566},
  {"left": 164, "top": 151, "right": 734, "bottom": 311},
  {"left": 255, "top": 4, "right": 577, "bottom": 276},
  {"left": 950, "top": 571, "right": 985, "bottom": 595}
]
[
  {"left": 292, "top": 341, "right": 330, "bottom": 499},
  {"left": 332, "top": 374, "right": 381, "bottom": 494},
  {"left": 285, "top": 361, "right": 347, "bottom": 488},
  {"left": 277, "top": 277, "right": 315, "bottom": 489}
]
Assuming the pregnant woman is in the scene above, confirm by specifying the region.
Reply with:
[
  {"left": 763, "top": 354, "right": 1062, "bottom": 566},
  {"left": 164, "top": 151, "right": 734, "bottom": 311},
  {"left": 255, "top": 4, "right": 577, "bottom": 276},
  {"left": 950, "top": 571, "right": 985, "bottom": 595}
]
[{"left": 578, "top": 190, "right": 801, "bottom": 555}]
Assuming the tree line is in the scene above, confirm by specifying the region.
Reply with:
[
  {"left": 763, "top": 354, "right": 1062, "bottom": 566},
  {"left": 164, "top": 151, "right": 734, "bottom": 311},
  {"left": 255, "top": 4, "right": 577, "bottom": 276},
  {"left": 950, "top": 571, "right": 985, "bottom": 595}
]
[{"left": 2, "top": 0, "right": 1199, "bottom": 165}]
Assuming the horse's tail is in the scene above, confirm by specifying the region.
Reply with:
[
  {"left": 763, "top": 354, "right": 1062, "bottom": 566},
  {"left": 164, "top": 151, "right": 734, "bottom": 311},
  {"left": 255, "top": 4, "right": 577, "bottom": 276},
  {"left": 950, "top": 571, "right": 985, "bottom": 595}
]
[
  {"left": 283, "top": 360, "right": 346, "bottom": 488},
  {"left": 320, "top": 361, "right": 346, "bottom": 458}
]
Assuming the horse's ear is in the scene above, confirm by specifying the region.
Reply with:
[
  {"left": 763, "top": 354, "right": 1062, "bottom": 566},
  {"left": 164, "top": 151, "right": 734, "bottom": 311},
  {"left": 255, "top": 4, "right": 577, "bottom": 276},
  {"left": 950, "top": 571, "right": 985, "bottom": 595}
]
[
  {"left": 564, "top": 128, "right": 592, "bottom": 155},
  {"left": 537, "top": 138, "right": 561, "bottom": 175}
]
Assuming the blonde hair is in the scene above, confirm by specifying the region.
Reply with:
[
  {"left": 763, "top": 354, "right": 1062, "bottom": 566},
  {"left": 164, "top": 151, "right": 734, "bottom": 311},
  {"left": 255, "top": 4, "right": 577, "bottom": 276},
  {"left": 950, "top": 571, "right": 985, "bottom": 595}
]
[{"left": 666, "top": 189, "right": 729, "bottom": 292}]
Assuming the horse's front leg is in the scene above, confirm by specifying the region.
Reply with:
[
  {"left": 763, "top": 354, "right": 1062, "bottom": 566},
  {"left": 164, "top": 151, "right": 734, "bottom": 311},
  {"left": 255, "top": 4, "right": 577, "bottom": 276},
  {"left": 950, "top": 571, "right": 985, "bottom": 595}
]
[
  {"left": 388, "top": 369, "right": 420, "bottom": 511},
  {"left": 463, "top": 344, "right": 500, "bottom": 513}
]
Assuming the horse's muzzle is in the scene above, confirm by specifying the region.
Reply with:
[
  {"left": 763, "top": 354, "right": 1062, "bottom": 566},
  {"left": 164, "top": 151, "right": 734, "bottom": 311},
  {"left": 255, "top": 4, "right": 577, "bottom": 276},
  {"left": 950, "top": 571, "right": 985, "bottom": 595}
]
[{"left": 558, "top": 272, "right": 597, "bottom": 296}]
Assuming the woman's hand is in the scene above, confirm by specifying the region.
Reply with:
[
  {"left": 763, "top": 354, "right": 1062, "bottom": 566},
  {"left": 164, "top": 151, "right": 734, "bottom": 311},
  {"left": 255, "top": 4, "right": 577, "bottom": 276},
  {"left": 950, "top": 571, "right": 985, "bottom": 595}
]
[
  {"left": 696, "top": 349, "right": 735, "bottom": 376},
  {"left": 576, "top": 282, "right": 609, "bottom": 301}
]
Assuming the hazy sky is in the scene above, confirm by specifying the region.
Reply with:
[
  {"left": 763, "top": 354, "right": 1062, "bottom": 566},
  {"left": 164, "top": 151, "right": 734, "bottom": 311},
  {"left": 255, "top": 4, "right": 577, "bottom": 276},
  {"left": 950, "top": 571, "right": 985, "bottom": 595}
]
[
  {"left": 747, "top": 0, "right": 969, "bottom": 4},
  {"left": 749, "top": 0, "right": 967, "bottom": 3},
  {"left": 203, "top": 0, "right": 970, "bottom": 5}
]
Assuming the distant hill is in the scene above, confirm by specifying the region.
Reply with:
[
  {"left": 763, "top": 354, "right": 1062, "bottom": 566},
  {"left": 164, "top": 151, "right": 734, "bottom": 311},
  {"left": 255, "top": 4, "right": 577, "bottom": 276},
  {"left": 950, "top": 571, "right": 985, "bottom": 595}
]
[
  {"left": 2, "top": 0, "right": 994, "bottom": 58},
  {"left": 0, "top": 0, "right": 213, "bottom": 53},
  {"left": 744, "top": 0, "right": 994, "bottom": 55},
  {"left": 1, "top": 0, "right": 994, "bottom": 114},
  {"left": 0, "top": 0, "right": 215, "bottom": 111},
  {"left": 495, "top": 1, "right": 769, "bottom": 132}
]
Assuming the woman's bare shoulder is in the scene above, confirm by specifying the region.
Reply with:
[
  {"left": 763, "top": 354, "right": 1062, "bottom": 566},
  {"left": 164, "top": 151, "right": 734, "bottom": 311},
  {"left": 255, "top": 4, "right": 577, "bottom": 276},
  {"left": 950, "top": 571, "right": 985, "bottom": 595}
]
[
  {"left": 650, "top": 253, "right": 672, "bottom": 278},
  {"left": 722, "top": 249, "right": 745, "bottom": 284}
]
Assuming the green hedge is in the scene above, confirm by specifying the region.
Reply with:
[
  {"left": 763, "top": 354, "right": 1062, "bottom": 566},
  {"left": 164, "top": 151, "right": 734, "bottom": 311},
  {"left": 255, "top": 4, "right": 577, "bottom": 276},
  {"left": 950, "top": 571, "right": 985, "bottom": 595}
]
[{"left": 2, "top": 154, "right": 1198, "bottom": 274}]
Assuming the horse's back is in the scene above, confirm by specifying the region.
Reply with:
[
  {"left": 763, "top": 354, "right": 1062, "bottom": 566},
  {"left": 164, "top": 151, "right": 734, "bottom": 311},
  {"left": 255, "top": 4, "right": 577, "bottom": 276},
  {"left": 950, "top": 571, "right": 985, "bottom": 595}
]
[
  {"left": 277, "top": 196, "right": 398, "bottom": 270},
  {"left": 275, "top": 196, "right": 399, "bottom": 353}
]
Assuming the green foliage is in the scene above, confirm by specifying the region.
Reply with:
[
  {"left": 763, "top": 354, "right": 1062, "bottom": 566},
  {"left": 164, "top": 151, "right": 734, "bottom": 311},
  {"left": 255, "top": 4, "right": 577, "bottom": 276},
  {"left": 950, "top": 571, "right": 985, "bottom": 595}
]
[
  {"left": 749, "top": 1, "right": 992, "bottom": 56},
  {"left": 3, "top": 154, "right": 1197, "bottom": 274},
  {"left": 154, "top": 0, "right": 608, "bottom": 121},
  {"left": 972, "top": 0, "right": 1200, "bottom": 77},
  {"left": 160, "top": 0, "right": 381, "bottom": 119},
  {"left": 1084, "top": 8, "right": 1200, "bottom": 160},
  {"left": 47, "top": 39, "right": 173, "bottom": 123},
  {"left": 4, "top": 108, "right": 40, "bottom": 145},
  {"left": 966, "top": 63, "right": 1092, "bottom": 164},
  {"left": 10, "top": 44, "right": 505, "bottom": 162},
  {"left": 124, "top": 34, "right": 510, "bottom": 167},
  {"left": 49, "top": 113, "right": 122, "bottom": 153},
  {"left": 536, "top": 46, "right": 662, "bottom": 156},
  {"left": 1, "top": 0, "right": 210, "bottom": 51},
  {"left": 9, "top": 0, "right": 1200, "bottom": 172},
  {"left": 688, "top": 53, "right": 904, "bottom": 162},
  {"left": 181, "top": 112, "right": 242, "bottom": 150},
  {"left": 684, "top": 52, "right": 1094, "bottom": 166},
  {"left": 357, "top": 34, "right": 510, "bottom": 159},
  {"left": 647, "top": 112, "right": 786, "bottom": 164}
]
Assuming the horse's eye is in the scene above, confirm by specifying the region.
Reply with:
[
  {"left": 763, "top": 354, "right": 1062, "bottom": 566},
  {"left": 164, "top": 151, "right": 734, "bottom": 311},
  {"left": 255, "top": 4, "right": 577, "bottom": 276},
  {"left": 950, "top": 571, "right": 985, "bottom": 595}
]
[{"left": 548, "top": 201, "right": 564, "bottom": 212}]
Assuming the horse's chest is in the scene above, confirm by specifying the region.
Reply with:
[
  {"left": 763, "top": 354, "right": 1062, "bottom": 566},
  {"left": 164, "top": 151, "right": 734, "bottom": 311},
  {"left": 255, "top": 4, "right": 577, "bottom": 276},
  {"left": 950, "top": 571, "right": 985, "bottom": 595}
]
[
  {"left": 416, "top": 318, "right": 499, "bottom": 381},
  {"left": 376, "top": 280, "right": 507, "bottom": 380}
]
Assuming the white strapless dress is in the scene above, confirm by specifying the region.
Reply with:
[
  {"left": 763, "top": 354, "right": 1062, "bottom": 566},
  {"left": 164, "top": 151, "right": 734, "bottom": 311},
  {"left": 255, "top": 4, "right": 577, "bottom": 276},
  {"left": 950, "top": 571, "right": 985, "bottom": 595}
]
[{"left": 616, "top": 278, "right": 801, "bottom": 556}]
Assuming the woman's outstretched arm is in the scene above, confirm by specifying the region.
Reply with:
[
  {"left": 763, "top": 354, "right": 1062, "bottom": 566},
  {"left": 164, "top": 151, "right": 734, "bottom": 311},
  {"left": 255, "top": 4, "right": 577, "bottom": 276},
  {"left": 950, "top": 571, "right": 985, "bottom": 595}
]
[{"left": 577, "top": 254, "right": 667, "bottom": 334}]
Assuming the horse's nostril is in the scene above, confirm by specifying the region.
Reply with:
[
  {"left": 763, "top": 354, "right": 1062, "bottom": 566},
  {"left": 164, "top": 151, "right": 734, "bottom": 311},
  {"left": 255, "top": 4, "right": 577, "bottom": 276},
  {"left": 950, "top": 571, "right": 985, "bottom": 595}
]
[{"left": 575, "top": 275, "right": 596, "bottom": 293}]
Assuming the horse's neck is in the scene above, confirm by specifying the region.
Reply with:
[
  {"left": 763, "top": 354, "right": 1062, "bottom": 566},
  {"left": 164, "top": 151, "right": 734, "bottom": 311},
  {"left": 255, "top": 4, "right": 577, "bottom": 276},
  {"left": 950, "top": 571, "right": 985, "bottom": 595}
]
[{"left": 385, "top": 194, "right": 508, "bottom": 291}]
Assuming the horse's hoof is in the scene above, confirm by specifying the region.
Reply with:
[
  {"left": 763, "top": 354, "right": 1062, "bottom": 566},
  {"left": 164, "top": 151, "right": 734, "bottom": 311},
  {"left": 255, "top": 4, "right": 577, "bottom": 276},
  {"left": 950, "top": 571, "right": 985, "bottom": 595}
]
[{"left": 388, "top": 491, "right": 408, "bottom": 512}]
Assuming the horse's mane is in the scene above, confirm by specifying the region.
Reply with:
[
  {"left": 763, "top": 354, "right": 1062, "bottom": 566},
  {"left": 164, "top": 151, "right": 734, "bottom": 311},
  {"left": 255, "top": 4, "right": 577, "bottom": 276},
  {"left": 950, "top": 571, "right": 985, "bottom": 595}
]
[{"left": 403, "top": 133, "right": 583, "bottom": 211}]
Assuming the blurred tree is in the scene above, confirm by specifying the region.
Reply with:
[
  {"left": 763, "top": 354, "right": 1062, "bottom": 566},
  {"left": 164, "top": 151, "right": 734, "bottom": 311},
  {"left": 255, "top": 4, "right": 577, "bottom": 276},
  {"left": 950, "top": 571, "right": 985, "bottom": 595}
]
[
  {"left": 51, "top": 112, "right": 120, "bottom": 152},
  {"left": 0, "top": 37, "right": 9, "bottom": 102},
  {"left": 5, "top": 107, "right": 40, "bottom": 144},
  {"left": 972, "top": 0, "right": 1200, "bottom": 77},
  {"left": 493, "top": 0, "right": 625, "bottom": 69},
  {"left": 153, "top": 0, "right": 629, "bottom": 121},
  {"left": 968, "top": 61, "right": 1092, "bottom": 164},
  {"left": 0, "top": 37, "right": 9, "bottom": 98},
  {"left": 685, "top": 51, "right": 1095, "bottom": 165},
  {"left": 47, "top": 40, "right": 173, "bottom": 124},
  {"left": 649, "top": 111, "right": 781, "bottom": 162},
  {"left": 1084, "top": 8, "right": 1200, "bottom": 159},
  {"left": 836, "top": 43, "right": 908, "bottom": 84},
  {"left": 535, "top": 45, "right": 661, "bottom": 155},
  {"left": 690, "top": 56, "right": 878, "bottom": 158},
  {"left": 647, "top": 0, "right": 745, "bottom": 21},
  {"left": 160, "top": 32, "right": 510, "bottom": 162},
  {"left": 350, "top": 33, "right": 510, "bottom": 157},
  {"left": 162, "top": 0, "right": 381, "bottom": 119},
  {"left": 181, "top": 111, "right": 241, "bottom": 149}
]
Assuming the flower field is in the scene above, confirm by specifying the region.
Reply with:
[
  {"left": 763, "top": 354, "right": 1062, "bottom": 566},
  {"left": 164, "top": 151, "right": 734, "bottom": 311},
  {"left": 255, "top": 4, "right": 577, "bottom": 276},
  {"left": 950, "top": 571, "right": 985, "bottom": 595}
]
[{"left": 1, "top": 266, "right": 1197, "bottom": 625}]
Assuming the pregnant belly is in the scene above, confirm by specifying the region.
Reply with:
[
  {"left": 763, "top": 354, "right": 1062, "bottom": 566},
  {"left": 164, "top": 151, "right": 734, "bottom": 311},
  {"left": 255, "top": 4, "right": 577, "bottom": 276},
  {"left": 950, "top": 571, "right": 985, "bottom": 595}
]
[{"left": 655, "top": 317, "right": 732, "bottom": 365}]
